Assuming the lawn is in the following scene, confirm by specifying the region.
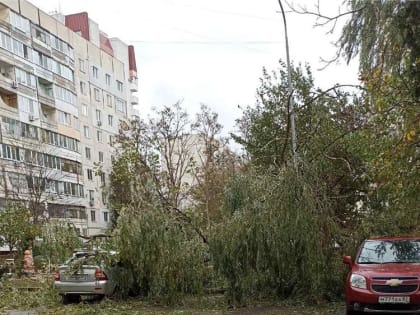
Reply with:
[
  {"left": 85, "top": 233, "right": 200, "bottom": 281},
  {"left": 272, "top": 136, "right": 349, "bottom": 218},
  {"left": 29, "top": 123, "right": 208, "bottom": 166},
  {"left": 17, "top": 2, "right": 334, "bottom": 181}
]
[{"left": 0, "top": 278, "right": 345, "bottom": 315}]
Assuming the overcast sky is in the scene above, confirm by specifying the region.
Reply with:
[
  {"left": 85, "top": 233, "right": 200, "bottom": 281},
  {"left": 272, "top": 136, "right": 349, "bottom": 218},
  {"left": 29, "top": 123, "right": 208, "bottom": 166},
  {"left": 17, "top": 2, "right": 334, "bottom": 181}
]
[{"left": 29, "top": 0, "right": 359, "bottom": 136}]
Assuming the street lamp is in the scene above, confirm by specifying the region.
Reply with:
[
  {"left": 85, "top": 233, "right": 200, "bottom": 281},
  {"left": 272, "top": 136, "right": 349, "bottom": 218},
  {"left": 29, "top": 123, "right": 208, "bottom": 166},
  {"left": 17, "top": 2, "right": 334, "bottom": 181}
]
[{"left": 277, "top": 0, "right": 297, "bottom": 169}]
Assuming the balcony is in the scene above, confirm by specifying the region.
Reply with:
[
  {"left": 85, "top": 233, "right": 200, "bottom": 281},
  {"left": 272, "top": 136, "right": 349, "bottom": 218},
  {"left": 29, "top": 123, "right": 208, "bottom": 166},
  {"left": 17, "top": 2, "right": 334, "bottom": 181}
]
[
  {"left": 37, "top": 78, "right": 55, "bottom": 108},
  {"left": 130, "top": 94, "right": 139, "bottom": 106},
  {"left": 129, "top": 77, "right": 138, "bottom": 92}
]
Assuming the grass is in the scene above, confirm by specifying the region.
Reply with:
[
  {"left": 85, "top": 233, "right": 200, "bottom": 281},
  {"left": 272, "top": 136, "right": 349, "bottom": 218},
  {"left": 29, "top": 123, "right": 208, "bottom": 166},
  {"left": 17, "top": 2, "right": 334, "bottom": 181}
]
[{"left": 0, "top": 278, "right": 344, "bottom": 315}]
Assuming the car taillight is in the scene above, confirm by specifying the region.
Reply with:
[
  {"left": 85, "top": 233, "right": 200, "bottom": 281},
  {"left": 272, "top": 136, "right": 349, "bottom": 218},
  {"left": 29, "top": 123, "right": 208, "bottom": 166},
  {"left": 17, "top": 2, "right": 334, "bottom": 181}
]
[
  {"left": 54, "top": 270, "right": 60, "bottom": 281},
  {"left": 95, "top": 269, "right": 108, "bottom": 281}
]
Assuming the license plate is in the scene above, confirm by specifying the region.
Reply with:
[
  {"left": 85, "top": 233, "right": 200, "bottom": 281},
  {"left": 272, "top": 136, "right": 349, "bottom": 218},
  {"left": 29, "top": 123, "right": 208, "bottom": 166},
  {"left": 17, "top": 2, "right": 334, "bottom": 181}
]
[
  {"left": 378, "top": 296, "right": 410, "bottom": 304},
  {"left": 66, "top": 274, "right": 87, "bottom": 281}
]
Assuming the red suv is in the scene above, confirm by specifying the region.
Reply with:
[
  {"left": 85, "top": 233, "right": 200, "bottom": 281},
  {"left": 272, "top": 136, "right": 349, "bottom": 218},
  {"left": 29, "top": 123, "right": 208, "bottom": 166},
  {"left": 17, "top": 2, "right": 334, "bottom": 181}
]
[{"left": 344, "top": 237, "right": 420, "bottom": 314}]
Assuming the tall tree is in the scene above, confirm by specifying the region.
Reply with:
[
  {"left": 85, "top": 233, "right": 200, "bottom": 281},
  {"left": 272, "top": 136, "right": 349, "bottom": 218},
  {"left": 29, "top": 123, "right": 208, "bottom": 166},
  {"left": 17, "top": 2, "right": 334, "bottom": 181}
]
[{"left": 337, "top": 0, "right": 420, "bottom": 233}]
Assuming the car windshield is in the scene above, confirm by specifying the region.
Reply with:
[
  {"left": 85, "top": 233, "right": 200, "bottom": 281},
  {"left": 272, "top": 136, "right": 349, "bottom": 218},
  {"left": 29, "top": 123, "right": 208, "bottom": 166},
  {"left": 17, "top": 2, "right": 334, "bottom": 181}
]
[{"left": 358, "top": 239, "right": 420, "bottom": 264}]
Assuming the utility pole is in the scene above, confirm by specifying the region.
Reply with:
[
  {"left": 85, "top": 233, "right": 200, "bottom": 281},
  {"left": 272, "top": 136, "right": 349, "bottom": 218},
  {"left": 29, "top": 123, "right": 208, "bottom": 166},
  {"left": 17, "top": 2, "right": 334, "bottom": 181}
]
[{"left": 277, "top": 0, "right": 297, "bottom": 170}]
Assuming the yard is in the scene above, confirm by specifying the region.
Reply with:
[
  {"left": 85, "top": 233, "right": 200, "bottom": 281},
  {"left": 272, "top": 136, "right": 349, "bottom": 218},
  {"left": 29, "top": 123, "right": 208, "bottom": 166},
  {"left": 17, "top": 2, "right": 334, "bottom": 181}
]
[{"left": 0, "top": 278, "right": 345, "bottom": 315}]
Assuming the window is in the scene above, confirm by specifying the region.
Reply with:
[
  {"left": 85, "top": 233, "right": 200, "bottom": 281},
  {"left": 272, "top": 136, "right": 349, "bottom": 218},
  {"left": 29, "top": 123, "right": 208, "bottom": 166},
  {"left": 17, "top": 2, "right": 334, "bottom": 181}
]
[
  {"left": 97, "top": 130, "right": 102, "bottom": 142},
  {"left": 87, "top": 168, "right": 93, "bottom": 180},
  {"left": 90, "top": 210, "right": 96, "bottom": 222},
  {"left": 15, "top": 68, "right": 36, "bottom": 88},
  {"left": 102, "top": 191, "right": 107, "bottom": 204},
  {"left": 116, "top": 99, "right": 126, "bottom": 113},
  {"left": 100, "top": 172, "right": 106, "bottom": 185},
  {"left": 106, "top": 94, "right": 112, "bottom": 107},
  {"left": 94, "top": 88, "right": 100, "bottom": 101},
  {"left": 73, "top": 116, "right": 80, "bottom": 129},
  {"left": 83, "top": 125, "right": 89, "bottom": 138},
  {"left": 116, "top": 80, "right": 123, "bottom": 92},
  {"left": 55, "top": 86, "right": 75, "bottom": 104},
  {"left": 18, "top": 95, "right": 36, "bottom": 114},
  {"left": 108, "top": 115, "right": 113, "bottom": 126},
  {"left": 80, "top": 81, "right": 87, "bottom": 95},
  {"left": 105, "top": 74, "right": 111, "bottom": 85},
  {"left": 98, "top": 151, "right": 104, "bottom": 163},
  {"left": 85, "top": 147, "right": 91, "bottom": 160},
  {"left": 96, "top": 109, "right": 102, "bottom": 123},
  {"left": 103, "top": 211, "right": 109, "bottom": 222},
  {"left": 10, "top": 11, "right": 30, "bottom": 33},
  {"left": 82, "top": 104, "right": 88, "bottom": 116},
  {"left": 109, "top": 135, "right": 114, "bottom": 147},
  {"left": 89, "top": 190, "right": 94, "bottom": 201},
  {"left": 57, "top": 110, "right": 71, "bottom": 126},
  {"left": 79, "top": 59, "right": 85, "bottom": 72},
  {"left": 92, "top": 66, "right": 98, "bottom": 78}
]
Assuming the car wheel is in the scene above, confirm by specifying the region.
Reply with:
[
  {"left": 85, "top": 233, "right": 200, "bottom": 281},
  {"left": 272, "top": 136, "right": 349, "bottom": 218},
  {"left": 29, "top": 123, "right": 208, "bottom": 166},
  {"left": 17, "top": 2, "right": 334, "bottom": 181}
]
[{"left": 62, "top": 294, "right": 81, "bottom": 304}]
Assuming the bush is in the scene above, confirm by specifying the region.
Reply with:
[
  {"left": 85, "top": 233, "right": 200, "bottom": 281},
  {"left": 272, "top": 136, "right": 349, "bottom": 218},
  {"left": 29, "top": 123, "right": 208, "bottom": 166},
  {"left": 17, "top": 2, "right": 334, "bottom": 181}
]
[
  {"left": 112, "top": 206, "right": 208, "bottom": 303},
  {"left": 210, "top": 168, "right": 341, "bottom": 306}
]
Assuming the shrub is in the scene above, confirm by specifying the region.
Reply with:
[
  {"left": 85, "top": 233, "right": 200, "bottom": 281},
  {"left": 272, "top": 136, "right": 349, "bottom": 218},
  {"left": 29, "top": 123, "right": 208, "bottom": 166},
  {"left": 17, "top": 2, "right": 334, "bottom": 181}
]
[
  {"left": 112, "top": 206, "right": 208, "bottom": 303},
  {"left": 210, "top": 167, "right": 340, "bottom": 306}
]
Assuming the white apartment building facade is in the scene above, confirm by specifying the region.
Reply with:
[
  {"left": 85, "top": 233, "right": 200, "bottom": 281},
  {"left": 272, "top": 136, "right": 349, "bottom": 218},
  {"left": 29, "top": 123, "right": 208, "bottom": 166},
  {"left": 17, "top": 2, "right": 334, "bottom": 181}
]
[{"left": 0, "top": 0, "right": 138, "bottom": 236}]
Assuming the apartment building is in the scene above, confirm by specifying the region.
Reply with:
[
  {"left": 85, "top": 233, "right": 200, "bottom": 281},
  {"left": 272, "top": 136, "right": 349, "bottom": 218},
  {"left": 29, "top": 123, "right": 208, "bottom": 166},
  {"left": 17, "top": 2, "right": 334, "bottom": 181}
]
[{"left": 0, "top": 0, "right": 138, "bottom": 236}]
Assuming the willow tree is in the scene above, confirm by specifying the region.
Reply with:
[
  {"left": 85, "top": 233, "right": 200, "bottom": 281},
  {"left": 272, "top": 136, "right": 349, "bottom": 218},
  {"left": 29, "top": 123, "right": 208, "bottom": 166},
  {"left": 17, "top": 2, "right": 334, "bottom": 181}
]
[{"left": 337, "top": 0, "right": 420, "bottom": 233}]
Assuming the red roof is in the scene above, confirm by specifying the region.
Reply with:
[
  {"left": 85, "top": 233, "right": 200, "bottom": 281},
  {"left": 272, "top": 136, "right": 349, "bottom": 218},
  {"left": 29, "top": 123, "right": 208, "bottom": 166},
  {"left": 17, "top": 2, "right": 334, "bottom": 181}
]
[
  {"left": 100, "top": 33, "right": 114, "bottom": 56},
  {"left": 128, "top": 45, "right": 137, "bottom": 78},
  {"left": 65, "top": 12, "right": 89, "bottom": 41}
]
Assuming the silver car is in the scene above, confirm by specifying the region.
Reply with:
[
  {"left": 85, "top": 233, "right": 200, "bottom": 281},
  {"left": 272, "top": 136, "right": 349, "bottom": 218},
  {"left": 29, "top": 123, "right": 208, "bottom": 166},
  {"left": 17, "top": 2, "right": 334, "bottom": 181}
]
[{"left": 54, "top": 250, "right": 116, "bottom": 303}]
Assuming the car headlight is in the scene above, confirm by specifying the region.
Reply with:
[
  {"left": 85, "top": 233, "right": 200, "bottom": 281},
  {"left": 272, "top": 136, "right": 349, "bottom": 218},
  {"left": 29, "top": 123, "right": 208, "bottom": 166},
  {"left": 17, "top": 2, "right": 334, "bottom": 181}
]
[{"left": 350, "top": 274, "right": 367, "bottom": 289}]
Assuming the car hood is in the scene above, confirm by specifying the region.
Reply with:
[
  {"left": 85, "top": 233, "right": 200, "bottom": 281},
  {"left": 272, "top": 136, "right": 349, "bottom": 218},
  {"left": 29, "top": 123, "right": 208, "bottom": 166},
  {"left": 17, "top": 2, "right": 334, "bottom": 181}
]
[{"left": 353, "top": 263, "right": 420, "bottom": 278}]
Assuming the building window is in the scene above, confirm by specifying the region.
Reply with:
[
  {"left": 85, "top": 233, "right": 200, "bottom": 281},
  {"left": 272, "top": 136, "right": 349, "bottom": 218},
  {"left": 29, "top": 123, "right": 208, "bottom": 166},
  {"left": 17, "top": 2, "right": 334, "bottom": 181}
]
[
  {"left": 15, "top": 68, "right": 36, "bottom": 88},
  {"left": 105, "top": 74, "right": 111, "bottom": 85},
  {"left": 96, "top": 109, "right": 102, "bottom": 123},
  {"left": 10, "top": 11, "right": 30, "bottom": 33},
  {"left": 94, "top": 88, "right": 100, "bottom": 101},
  {"left": 108, "top": 114, "right": 113, "bottom": 126},
  {"left": 109, "top": 135, "right": 114, "bottom": 147},
  {"left": 89, "top": 190, "right": 94, "bottom": 201},
  {"left": 103, "top": 211, "right": 109, "bottom": 222},
  {"left": 90, "top": 210, "right": 96, "bottom": 222},
  {"left": 92, "top": 66, "right": 98, "bottom": 78},
  {"left": 73, "top": 116, "right": 79, "bottom": 129},
  {"left": 55, "top": 85, "right": 75, "bottom": 104},
  {"left": 102, "top": 191, "right": 107, "bottom": 204},
  {"left": 57, "top": 110, "right": 71, "bottom": 126},
  {"left": 98, "top": 151, "right": 104, "bottom": 163},
  {"left": 87, "top": 168, "right": 93, "bottom": 180},
  {"left": 100, "top": 172, "right": 106, "bottom": 186},
  {"left": 18, "top": 95, "right": 36, "bottom": 114},
  {"left": 106, "top": 94, "right": 112, "bottom": 107},
  {"left": 116, "top": 80, "right": 123, "bottom": 92},
  {"left": 85, "top": 147, "right": 91, "bottom": 160},
  {"left": 97, "top": 130, "right": 102, "bottom": 142},
  {"left": 80, "top": 81, "right": 87, "bottom": 95},
  {"left": 82, "top": 104, "right": 88, "bottom": 116},
  {"left": 79, "top": 58, "right": 85, "bottom": 72},
  {"left": 83, "top": 125, "right": 89, "bottom": 138},
  {"left": 116, "top": 99, "right": 126, "bottom": 113}
]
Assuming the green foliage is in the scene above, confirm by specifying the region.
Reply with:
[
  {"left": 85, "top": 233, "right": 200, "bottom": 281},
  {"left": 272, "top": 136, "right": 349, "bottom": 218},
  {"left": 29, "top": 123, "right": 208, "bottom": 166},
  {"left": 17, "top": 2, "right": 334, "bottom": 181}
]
[
  {"left": 34, "top": 222, "right": 82, "bottom": 266},
  {"left": 211, "top": 168, "right": 341, "bottom": 306},
  {"left": 112, "top": 206, "right": 208, "bottom": 303},
  {"left": 338, "top": 0, "right": 420, "bottom": 235},
  {"left": 0, "top": 203, "right": 33, "bottom": 253},
  {"left": 339, "top": 0, "right": 420, "bottom": 96}
]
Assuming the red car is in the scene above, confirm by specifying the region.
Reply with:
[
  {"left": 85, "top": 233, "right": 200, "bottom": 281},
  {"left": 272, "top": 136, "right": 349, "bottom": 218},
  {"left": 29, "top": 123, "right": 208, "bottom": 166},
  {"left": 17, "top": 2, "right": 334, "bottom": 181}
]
[{"left": 344, "top": 236, "right": 420, "bottom": 314}]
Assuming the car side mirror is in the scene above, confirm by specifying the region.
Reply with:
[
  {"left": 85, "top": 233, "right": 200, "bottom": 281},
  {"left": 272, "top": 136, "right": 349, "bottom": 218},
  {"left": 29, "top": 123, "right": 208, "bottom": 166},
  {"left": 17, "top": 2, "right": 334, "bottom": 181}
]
[{"left": 343, "top": 256, "right": 353, "bottom": 266}]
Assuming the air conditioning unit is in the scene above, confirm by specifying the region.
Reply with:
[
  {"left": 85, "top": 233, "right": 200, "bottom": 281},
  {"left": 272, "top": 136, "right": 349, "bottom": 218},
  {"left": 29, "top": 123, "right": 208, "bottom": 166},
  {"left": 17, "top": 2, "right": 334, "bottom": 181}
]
[
  {"left": 28, "top": 114, "right": 35, "bottom": 121},
  {"left": 11, "top": 80, "right": 18, "bottom": 89},
  {"left": 89, "top": 200, "right": 94, "bottom": 207},
  {"left": 97, "top": 120, "right": 102, "bottom": 127}
]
